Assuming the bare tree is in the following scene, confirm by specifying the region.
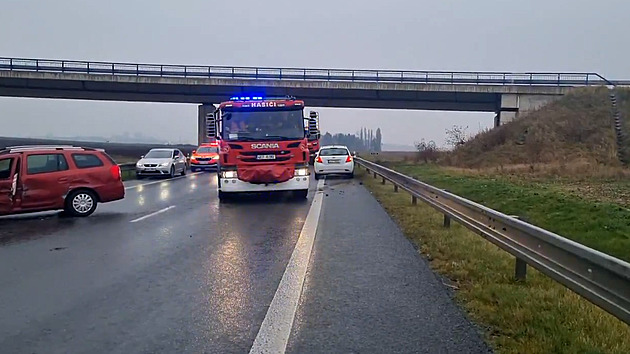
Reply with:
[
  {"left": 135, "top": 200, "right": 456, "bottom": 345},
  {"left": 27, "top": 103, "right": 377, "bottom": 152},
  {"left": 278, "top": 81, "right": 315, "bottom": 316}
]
[
  {"left": 415, "top": 139, "right": 438, "bottom": 163},
  {"left": 445, "top": 125, "right": 469, "bottom": 148}
]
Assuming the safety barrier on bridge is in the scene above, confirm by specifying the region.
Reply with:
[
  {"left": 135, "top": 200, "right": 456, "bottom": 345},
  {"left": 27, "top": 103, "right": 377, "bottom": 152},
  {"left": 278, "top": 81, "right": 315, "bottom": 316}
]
[
  {"left": 355, "top": 157, "right": 630, "bottom": 325},
  {"left": 0, "top": 57, "right": 615, "bottom": 87}
]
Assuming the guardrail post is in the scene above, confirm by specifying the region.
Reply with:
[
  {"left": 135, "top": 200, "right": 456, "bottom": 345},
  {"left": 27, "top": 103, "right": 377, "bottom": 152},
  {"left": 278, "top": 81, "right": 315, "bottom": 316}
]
[
  {"left": 373, "top": 171, "right": 377, "bottom": 179},
  {"left": 394, "top": 185, "right": 398, "bottom": 192},
  {"left": 411, "top": 196, "right": 417, "bottom": 205},
  {"left": 443, "top": 215, "right": 451, "bottom": 228},
  {"left": 381, "top": 177, "right": 386, "bottom": 185},
  {"left": 515, "top": 258, "right": 527, "bottom": 281}
]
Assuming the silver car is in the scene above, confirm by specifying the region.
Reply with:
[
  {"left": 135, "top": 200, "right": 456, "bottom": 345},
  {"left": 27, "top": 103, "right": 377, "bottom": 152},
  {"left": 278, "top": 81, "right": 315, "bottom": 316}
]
[{"left": 135, "top": 148, "right": 187, "bottom": 179}]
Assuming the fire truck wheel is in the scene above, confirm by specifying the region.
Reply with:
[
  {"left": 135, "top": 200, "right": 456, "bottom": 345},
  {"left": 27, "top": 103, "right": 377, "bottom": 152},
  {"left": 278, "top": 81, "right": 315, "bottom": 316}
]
[
  {"left": 293, "top": 190, "right": 308, "bottom": 199},
  {"left": 218, "top": 190, "right": 230, "bottom": 201}
]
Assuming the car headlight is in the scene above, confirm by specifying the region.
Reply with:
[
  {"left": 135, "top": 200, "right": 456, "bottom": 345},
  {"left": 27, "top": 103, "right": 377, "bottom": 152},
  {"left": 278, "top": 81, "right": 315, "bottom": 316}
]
[
  {"left": 136, "top": 162, "right": 142, "bottom": 168},
  {"left": 160, "top": 162, "right": 170, "bottom": 167},
  {"left": 294, "top": 168, "right": 309, "bottom": 177},
  {"left": 221, "top": 170, "right": 237, "bottom": 179}
]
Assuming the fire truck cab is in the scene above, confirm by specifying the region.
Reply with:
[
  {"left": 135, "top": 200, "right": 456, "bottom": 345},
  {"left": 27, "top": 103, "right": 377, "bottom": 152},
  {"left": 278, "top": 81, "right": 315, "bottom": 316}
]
[{"left": 204, "top": 96, "right": 311, "bottom": 201}]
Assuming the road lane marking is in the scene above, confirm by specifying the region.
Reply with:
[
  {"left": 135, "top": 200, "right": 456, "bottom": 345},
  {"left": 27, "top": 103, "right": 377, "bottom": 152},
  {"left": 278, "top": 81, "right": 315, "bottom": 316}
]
[
  {"left": 249, "top": 179, "right": 325, "bottom": 354},
  {"left": 124, "top": 172, "right": 203, "bottom": 190},
  {"left": 129, "top": 206, "right": 176, "bottom": 223}
]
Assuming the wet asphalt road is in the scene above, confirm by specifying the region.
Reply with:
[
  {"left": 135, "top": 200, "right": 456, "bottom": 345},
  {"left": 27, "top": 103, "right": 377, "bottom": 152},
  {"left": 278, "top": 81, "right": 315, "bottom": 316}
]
[{"left": 0, "top": 172, "right": 490, "bottom": 353}]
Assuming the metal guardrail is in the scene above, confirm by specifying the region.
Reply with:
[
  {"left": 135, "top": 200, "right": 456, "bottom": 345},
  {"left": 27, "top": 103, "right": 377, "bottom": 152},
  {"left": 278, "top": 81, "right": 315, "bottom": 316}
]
[
  {"left": 0, "top": 56, "right": 616, "bottom": 86},
  {"left": 356, "top": 157, "right": 630, "bottom": 325}
]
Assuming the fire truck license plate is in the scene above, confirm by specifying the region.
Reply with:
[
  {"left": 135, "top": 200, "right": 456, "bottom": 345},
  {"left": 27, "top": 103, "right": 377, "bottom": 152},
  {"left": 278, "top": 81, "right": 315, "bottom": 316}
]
[{"left": 257, "top": 154, "right": 276, "bottom": 160}]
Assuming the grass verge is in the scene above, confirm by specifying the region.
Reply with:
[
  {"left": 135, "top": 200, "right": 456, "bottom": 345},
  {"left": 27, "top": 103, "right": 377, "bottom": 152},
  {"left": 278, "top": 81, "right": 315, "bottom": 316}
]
[
  {"left": 358, "top": 168, "right": 630, "bottom": 354},
  {"left": 383, "top": 163, "right": 630, "bottom": 263}
]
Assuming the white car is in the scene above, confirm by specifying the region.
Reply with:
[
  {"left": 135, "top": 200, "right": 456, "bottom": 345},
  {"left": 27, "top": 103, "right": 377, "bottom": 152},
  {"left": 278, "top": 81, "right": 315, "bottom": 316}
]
[
  {"left": 136, "top": 148, "right": 187, "bottom": 179},
  {"left": 313, "top": 145, "right": 354, "bottom": 180}
]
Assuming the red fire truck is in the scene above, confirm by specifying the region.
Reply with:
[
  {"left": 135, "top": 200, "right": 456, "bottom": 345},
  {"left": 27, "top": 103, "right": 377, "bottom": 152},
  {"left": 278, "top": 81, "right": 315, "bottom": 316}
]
[
  {"left": 204, "top": 96, "right": 311, "bottom": 200},
  {"left": 306, "top": 110, "right": 320, "bottom": 164}
]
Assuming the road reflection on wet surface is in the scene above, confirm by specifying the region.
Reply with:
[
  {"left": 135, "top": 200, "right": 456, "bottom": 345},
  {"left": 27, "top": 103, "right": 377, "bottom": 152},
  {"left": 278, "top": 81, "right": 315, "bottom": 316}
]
[{"left": 0, "top": 172, "right": 315, "bottom": 353}]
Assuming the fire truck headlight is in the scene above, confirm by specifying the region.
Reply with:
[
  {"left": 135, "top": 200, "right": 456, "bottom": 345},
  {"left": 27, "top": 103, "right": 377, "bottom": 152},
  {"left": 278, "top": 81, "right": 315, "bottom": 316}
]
[
  {"left": 294, "top": 168, "right": 309, "bottom": 177},
  {"left": 221, "top": 170, "right": 238, "bottom": 179}
]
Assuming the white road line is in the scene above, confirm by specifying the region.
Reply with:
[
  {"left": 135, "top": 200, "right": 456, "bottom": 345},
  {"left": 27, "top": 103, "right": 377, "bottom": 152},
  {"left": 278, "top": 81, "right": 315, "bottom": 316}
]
[
  {"left": 249, "top": 179, "right": 325, "bottom": 354},
  {"left": 129, "top": 206, "right": 176, "bottom": 223},
  {"left": 124, "top": 172, "right": 203, "bottom": 190}
]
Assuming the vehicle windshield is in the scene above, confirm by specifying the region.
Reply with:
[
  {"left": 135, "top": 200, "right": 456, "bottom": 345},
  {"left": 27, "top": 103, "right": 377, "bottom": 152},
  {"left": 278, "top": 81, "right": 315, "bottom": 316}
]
[
  {"left": 197, "top": 147, "right": 219, "bottom": 154},
  {"left": 320, "top": 148, "right": 349, "bottom": 156},
  {"left": 145, "top": 150, "right": 173, "bottom": 159},
  {"left": 221, "top": 109, "right": 305, "bottom": 141}
]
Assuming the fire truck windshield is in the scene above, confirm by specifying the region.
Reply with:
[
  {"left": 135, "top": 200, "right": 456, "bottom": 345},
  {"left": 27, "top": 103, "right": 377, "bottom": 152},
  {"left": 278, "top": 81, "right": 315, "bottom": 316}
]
[{"left": 221, "top": 109, "right": 305, "bottom": 141}]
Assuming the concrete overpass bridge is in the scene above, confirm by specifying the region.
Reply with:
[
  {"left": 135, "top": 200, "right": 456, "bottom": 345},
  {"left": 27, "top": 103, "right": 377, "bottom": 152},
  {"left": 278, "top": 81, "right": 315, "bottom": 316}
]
[{"left": 0, "top": 57, "right": 619, "bottom": 144}]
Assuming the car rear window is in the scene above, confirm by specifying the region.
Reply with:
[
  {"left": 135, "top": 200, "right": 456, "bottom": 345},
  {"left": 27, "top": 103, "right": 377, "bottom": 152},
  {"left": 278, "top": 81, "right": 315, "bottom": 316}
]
[
  {"left": 0, "top": 158, "right": 13, "bottom": 179},
  {"left": 72, "top": 153, "right": 104, "bottom": 168},
  {"left": 319, "top": 148, "right": 349, "bottom": 156},
  {"left": 27, "top": 154, "right": 69, "bottom": 174},
  {"left": 99, "top": 151, "right": 117, "bottom": 165}
]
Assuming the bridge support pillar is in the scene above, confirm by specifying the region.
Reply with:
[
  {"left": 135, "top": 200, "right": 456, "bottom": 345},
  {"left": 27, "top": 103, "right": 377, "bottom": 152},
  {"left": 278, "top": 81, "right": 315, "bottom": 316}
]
[
  {"left": 495, "top": 94, "right": 559, "bottom": 127},
  {"left": 198, "top": 104, "right": 215, "bottom": 146}
]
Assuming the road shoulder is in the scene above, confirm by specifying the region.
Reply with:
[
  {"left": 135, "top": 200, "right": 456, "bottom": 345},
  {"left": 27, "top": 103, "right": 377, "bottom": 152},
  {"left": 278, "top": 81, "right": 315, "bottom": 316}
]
[{"left": 286, "top": 177, "right": 490, "bottom": 353}]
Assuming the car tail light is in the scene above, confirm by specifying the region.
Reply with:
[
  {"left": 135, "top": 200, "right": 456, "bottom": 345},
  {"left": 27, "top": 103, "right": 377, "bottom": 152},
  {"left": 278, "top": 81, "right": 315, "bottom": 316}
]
[
  {"left": 110, "top": 165, "right": 121, "bottom": 180},
  {"left": 316, "top": 156, "right": 323, "bottom": 163},
  {"left": 346, "top": 155, "right": 353, "bottom": 163}
]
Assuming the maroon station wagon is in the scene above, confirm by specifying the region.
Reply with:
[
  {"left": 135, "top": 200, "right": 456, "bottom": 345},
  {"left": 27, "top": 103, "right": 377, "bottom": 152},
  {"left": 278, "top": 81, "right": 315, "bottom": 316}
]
[{"left": 0, "top": 145, "right": 125, "bottom": 217}]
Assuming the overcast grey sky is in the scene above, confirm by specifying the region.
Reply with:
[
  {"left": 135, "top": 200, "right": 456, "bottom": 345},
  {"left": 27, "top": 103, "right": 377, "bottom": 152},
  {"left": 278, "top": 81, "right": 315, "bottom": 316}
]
[{"left": 1, "top": 0, "right": 628, "bottom": 148}]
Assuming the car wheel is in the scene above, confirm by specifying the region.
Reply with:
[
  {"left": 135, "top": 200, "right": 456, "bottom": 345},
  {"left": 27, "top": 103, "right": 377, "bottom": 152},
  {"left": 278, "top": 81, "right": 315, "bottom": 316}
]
[
  {"left": 169, "top": 165, "right": 175, "bottom": 178},
  {"left": 65, "top": 190, "right": 98, "bottom": 217},
  {"left": 191, "top": 167, "right": 197, "bottom": 173},
  {"left": 314, "top": 173, "right": 321, "bottom": 180},
  {"left": 347, "top": 172, "right": 354, "bottom": 179},
  {"left": 181, "top": 165, "right": 186, "bottom": 176}
]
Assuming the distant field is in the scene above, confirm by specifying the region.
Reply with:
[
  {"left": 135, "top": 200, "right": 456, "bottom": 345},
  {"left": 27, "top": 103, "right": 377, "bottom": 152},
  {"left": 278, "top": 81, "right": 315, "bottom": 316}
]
[{"left": 0, "top": 136, "right": 197, "bottom": 163}]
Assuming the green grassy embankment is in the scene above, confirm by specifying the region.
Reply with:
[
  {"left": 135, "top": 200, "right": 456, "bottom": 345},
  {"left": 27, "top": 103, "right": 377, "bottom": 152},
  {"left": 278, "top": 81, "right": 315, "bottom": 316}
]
[
  {"left": 387, "top": 163, "right": 630, "bottom": 263},
  {"left": 358, "top": 166, "right": 630, "bottom": 354}
]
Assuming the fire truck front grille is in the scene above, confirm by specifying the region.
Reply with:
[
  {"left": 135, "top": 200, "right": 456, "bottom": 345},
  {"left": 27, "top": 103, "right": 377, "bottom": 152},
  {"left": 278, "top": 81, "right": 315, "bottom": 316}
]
[
  {"left": 239, "top": 150, "right": 289, "bottom": 156},
  {"left": 241, "top": 156, "right": 291, "bottom": 163}
]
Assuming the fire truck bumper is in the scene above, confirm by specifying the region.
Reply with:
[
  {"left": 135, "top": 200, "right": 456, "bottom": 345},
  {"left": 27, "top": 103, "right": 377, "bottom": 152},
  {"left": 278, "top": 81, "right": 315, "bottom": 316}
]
[{"left": 219, "top": 176, "right": 310, "bottom": 193}]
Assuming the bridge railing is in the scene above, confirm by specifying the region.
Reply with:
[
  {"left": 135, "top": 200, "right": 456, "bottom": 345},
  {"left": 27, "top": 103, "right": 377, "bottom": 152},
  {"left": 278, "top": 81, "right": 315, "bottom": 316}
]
[
  {"left": 0, "top": 57, "right": 614, "bottom": 86},
  {"left": 355, "top": 157, "right": 630, "bottom": 325}
]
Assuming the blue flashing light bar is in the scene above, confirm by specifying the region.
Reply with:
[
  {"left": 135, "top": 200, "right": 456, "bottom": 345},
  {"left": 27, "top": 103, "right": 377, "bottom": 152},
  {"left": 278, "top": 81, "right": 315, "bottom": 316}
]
[
  {"left": 228, "top": 95, "right": 295, "bottom": 101},
  {"left": 230, "top": 96, "right": 264, "bottom": 100}
]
